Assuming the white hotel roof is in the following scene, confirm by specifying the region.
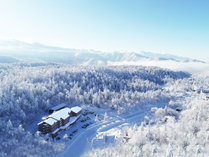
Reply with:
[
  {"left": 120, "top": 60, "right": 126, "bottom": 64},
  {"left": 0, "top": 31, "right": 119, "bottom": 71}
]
[
  {"left": 49, "top": 107, "right": 71, "bottom": 120},
  {"left": 44, "top": 118, "right": 57, "bottom": 125},
  {"left": 71, "top": 106, "right": 82, "bottom": 113}
]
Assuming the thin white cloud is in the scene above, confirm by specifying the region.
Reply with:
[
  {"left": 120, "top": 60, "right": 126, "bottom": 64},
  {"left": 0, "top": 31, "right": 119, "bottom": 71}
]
[{"left": 108, "top": 59, "right": 209, "bottom": 74}]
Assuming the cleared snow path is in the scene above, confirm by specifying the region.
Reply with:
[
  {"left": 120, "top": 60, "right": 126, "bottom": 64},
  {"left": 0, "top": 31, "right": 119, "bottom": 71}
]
[{"left": 56, "top": 104, "right": 166, "bottom": 157}]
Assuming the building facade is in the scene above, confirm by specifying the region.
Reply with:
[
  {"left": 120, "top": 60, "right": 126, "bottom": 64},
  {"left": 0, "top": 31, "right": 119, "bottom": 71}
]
[{"left": 38, "top": 106, "right": 82, "bottom": 134}]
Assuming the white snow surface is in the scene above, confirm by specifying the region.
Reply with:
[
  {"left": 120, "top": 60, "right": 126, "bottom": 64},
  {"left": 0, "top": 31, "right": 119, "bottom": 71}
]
[
  {"left": 57, "top": 104, "right": 166, "bottom": 157},
  {"left": 49, "top": 108, "right": 71, "bottom": 120},
  {"left": 71, "top": 106, "right": 82, "bottom": 114},
  {"left": 0, "top": 63, "right": 208, "bottom": 157},
  {"left": 43, "top": 118, "right": 57, "bottom": 125}
]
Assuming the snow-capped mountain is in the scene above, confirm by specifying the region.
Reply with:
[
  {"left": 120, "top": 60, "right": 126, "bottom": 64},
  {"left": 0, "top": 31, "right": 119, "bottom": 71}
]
[{"left": 0, "top": 40, "right": 208, "bottom": 73}]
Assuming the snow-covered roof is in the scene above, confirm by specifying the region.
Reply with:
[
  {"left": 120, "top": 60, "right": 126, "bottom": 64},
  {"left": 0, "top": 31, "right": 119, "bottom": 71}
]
[
  {"left": 71, "top": 106, "right": 82, "bottom": 114},
  {"left": 49, "top": 107, "right": 71, "bottom": 120},
  {"left": 44, "top": 118, "right": 57, "bottom": 125},
  {"left": 50, "top": 103, "right": 67, "bottom": 111}
]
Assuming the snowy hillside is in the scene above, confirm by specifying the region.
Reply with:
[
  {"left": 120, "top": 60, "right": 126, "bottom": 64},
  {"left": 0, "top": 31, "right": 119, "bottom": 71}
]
[
  {"left": 0, "top": 63, "right": 192, "bottom": 157},
  {"left": 0, "top": 41, "right": 209, "bottom": 157},
  {"left": 84, "top": 71, "right": 209, "bottom": 157},
  {"left": 0, "top": 62, "right": 208, "bottom": 157},
  {"left": 0, "top": 40, "right": 208, "bottom": 73}
]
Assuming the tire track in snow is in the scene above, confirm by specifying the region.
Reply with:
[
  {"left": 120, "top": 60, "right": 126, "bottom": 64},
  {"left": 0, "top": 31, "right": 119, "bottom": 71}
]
[{"left": 57, "top": 109, "right": 153, "bottom": 157}]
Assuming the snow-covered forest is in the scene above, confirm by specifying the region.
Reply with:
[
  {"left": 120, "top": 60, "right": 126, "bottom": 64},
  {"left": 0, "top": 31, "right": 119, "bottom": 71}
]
[
  {"left": 84, "top": 71, "right": 209, "bottom": 157},
  {"left": 1, "top": 63, "right": 208, "bottom": 157},
  {"left": 1, "top": 0, "right": 209, "bottom": 156}
]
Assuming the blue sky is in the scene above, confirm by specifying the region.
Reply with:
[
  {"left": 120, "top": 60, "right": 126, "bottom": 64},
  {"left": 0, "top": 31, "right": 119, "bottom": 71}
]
[{"left": 0, "top": 0, "right": 209, "bottom": 61}]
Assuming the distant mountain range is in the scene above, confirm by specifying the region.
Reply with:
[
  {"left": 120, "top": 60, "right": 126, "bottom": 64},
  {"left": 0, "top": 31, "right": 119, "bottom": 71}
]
[
  {"left": 0, "top": 40, "right": 205, "bottom": 64},
  {"left": 0, "top": 40, "right": 208, "bottom": 73}
]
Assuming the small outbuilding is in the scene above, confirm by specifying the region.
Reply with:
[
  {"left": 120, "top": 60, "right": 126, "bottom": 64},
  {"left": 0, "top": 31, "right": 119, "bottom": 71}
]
[
  {"left": 49, "top": 103, "right": 67, "bottom": 114},
  {"left": 71, "top": 106, "right": 82, "bottom": 116}
]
